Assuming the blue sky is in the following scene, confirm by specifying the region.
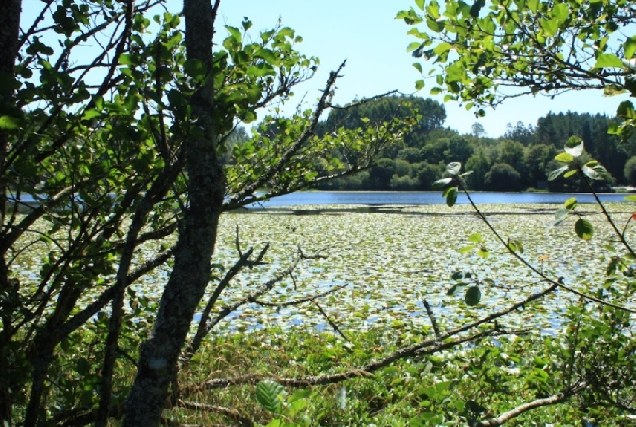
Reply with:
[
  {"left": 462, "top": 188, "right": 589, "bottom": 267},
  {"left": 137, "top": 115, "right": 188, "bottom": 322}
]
[
  {"left": 22, "top": 0, "right": 629, "bottom": 138},
  {"left": 215, "top": 0, "right": 628, "bottom": 137}
]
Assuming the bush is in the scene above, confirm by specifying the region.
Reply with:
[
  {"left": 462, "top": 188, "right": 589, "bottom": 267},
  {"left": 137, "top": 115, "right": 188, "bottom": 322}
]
[
  {"left": 484, "top": 163, "right": 522, "bottom": 192},
  {"left": 624, "top": 155, "right": 636, "bottom": 186}
]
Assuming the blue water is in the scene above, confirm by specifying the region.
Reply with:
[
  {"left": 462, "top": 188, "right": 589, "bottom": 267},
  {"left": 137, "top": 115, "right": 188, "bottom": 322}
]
[{"left": 247, "top": 191, "right": 630, "bottom": 208}]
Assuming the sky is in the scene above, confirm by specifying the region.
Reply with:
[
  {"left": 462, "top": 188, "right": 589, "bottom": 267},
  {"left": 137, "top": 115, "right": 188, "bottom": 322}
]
[
  {"left": 213, "top": 0, "right": 628, "bottom": 137},
  {"left": 21, "top": 0, "right": 629, "bottom": 138}
]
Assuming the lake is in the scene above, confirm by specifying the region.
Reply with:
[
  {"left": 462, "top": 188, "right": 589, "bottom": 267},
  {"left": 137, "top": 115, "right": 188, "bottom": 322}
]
[{"left": 248, "top": 191, "right": 630, "bottom": 208}]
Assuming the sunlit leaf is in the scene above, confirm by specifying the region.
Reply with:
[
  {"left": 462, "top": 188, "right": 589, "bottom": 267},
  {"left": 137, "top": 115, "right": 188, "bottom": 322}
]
[
  {"left": 595, "top": 53, "right": 624, "bottom": 69},
  {"left": 555, "top": 152, "right": 573, "bottom": 163},
  {"left": 564, "top": 138, "right": 583, "bottom": 157},
  {"left": 548, "top": 165, "right": 569, "bottom": 181},
  {"left": 468, "top": 233, "right": 482, "bottom": 243},
  {"left": 459, "top": 245, "right": 476, "bottom": 254},
  {"left": 444, "top": 186, "right": 458, "bottom": 207},
  {"left": 574, "top": 218, "right": 593, "bottom": 241},
  {"left": 432, "top": 177, "right": 453, "bottom": 189},
  {"left": 447, "top": 162, "right": 462, "bottom": 175}
]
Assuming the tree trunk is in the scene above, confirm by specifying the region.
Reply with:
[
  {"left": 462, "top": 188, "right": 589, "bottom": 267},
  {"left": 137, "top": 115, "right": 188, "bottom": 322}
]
[
  {"left": 122, "top": 0, "right": 222, "bottom": 425},
  {"left": 0, "top": 1, "right": 23, "bottom": 424}
]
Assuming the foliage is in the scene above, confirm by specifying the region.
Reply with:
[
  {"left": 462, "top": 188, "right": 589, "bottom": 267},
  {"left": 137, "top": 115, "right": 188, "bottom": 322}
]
[
  {"left": 624, "top": 155, "right": 636, "bottom": 186},
  {"left": 484, "top": 163, "right": 522, "bottom": 192},
  {"left": 0, "top": 1, "right": 414, "bottom": 425},
  {"left": 399, "top": 0, "right": 636, "bottom": 422}
]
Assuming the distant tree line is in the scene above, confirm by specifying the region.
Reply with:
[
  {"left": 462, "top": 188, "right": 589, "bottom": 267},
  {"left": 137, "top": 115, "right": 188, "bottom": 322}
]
[
  {"left": 227, "top": 95, "right": 636, "bottom": 192},
  {"left": 283, "top": 95, "right": 636, "bottom": 192}
]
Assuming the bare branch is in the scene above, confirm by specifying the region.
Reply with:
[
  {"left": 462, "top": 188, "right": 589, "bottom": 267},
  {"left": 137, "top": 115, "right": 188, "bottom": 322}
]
[
  {"left": 177, "top": 400, "right": 254, "bottom": 427},
  {"left": 475, "top": 383, "right": 587, "bottom": 427},
  {"left": 314, "top": 302, "right": 351, "bottom": 345},
  {"left": 254, "top": 283, "right": 349, "bottom": 308},
  {"left": 422, "top": 300, "right": 440, "bottom": 341}
]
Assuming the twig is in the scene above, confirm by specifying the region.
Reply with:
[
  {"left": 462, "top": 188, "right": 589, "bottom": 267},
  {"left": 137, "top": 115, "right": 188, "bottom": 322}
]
[
  {"left": 314, "top": 302, "right": 351, "bottom": 346},
  {"left": 474, "top": 383, "right": 587, "bottom": 426},
  {"left": 422, "top": 300, "right": 440, "bottom": 340},
  {"left": 206, "top": 255, "right": 301, "bottom": 331},
  {"left": 254, "top": 283, "right": 349, "bottom": 308},
  {"left": 459, "top": 183, "right": 636, "bottom": 314},
  {"left": 177, "top": 400, "right": 254, "bottom": 427}
]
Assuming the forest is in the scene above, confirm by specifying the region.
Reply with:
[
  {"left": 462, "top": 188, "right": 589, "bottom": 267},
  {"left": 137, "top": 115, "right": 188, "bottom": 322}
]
[{"left": 301, "top": 95, "right": 636, "bottom": 192}]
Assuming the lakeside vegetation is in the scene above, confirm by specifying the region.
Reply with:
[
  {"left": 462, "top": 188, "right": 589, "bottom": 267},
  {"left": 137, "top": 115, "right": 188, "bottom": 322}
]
[
  {"left": 3, "top": 0, "right": 636, "bottom": 425},
  {"left": 12, "top": 203, "right": 636, "bottom": 426}
]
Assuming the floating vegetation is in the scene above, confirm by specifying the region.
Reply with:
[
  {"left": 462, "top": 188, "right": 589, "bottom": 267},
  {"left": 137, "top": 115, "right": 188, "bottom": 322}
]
[{"left": 15, "top": 203, "right": 635, "bottom": 336}]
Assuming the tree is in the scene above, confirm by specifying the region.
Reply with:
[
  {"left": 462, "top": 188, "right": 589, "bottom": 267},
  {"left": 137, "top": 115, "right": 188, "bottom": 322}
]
[
  {"left": 471, "top": 122, "right": 486, "bottom": 138},
  {"left": 484, "top": 163, "right": 522, "bottom": 192},
  {"left": 0, "top": 2, "right": 413, "bottom": 425},
  {"left": 624, "top": 155, "right": 636, "bottom": 186},
  {"left": 524, "top": 143, "right": 556, "bottom": 186},
  {"left": 402, "top": 0, "right": 636, "bottom": 423}
]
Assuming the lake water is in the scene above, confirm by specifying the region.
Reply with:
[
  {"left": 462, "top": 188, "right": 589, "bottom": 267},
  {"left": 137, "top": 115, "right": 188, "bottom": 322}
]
[{"left": 248, "top": 191, "right": 630, "bottom": 208}]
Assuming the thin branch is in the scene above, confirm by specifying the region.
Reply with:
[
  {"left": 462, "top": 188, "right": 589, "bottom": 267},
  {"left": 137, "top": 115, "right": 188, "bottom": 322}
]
[
  {"left": 183, "top": 328, "right": 512, "bottom": 393},
  {"left": 254, "top": 283, "right": 349, "bottom": 308},
  {"left": 205, "top": 255, "right": 301, "bottom": 331},
  {"left": 474, "top": 383, "right": 587, "bottom": 427},
  {"left": 458, "top": 183, "right": 636, "bottom": 314},
  {"left": 177, "top": 400, "right": 254, "bottom": 427},
  {"left": 314, "top": 301, "right": 351, "bottom": 345},
  {"left": 422, "top": 300, "right": 440, "bottom": 341}
]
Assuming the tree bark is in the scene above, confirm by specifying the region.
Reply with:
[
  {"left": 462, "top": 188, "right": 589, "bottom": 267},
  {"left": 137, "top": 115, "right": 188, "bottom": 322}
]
[
  {"left": 0, "top": 1, "right": 23, "bottom": 424},
  {"left": 122, "top": 0, "right": 223, "bottom": 425}
]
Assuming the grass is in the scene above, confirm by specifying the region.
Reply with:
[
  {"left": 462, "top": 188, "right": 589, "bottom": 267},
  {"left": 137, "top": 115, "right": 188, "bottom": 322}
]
[{"left": 10, "top": 202, "right": 636, "bottom": 426}]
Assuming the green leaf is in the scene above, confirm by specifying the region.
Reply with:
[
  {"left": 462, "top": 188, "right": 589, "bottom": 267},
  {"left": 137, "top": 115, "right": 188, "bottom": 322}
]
[
  {"left": 595, "top": 53, "right": 624, "bottom": 69},
  {"left": 574, "top": 218, "right": 594, "bottom": 241},
  {"left": 433, "top": 42, "right": 452, "bottom": 55},
  {"left": 624, "top": 195, "right": 636, "bottom": 202},
  {"left": 465, "top": 286, "right": 481, "bottom": 306},
  {"left": 255, "top": 48, "right": 279, "bottom": 65},
  {"left": 413, "top": 62, "right": 423, "bottom": 73},
  {"left": 0, "top": 116, "right": 21, "bottom": 130},
  {"left": 554, "top": 152, "right": 573, "bottom": 163},
  {"left": 468, "top": 233, "right": 482, "bottom": 243},
  {"left": 617, "top": 100, "right": 636, "bottom": 119},
  {"left": 289, "top": 389, "right": 313, "bottom": 403},
  {"left": 563, "top": 169, "right": 578, "bottom": 178},
  {"left": 507, "top": 239, "right": 523, "bottom": 253},
  {"left": 477, "top": 247, "right": 489, "bottom": 258},
  {"left": 256, "top": 380, "right": 285, "bottom": 414},
  {"left": 76, "top": 358, "right": 90, "bottom": 376},
  {"left": 444, "top": 186, "right": 458, "bottom": 207},
  {"left": 459, "top": 245, "right": 476, "bottom": 254},
  {"left": 548, "top": 165, "right": 569, "bottom": 181},
  {"left": 226, "top": 25, "right": 242, "bottom": 44},
  {"left": 564, "top": 197, "right": 577, "bottom": 210},
  {"left": 407, "top": 41, "right": 423, "bottom": 52},
  {"left": 625, "top": 36, "right": 636, "bottom": 60},
  {"left": 415, "top": 79, "right": 425, "bottom": 90},
  {"left": 415, "top": 0, "right": 425, "bottom": 11}
]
